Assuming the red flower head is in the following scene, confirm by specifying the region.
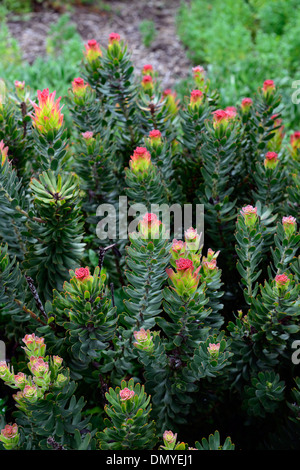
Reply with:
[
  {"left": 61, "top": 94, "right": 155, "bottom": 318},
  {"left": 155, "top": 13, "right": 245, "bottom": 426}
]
[
  {"left": 189, "top": 89, "right": 203, "bottom": 108},
  {"left": 109, "top": 32, "right": 121, "bottom": 44},
  {"left": 84, "top": 39, "right": 102, "bottom": 64},
  {"left": 14, "top": 80, "right": 25, "bottom": 90},
  {"left": 241, "top": 97, "right": 253, "bottom": 112},
  {"left": 212, "top": 109, "right": 230, "bottom": 129},
  {"left": 264, "top": 151, "right": 279, "bottom": 169},
  {"left": 141, "top": 74, "right": 154, "bottom": 93},
  {"left": 225, "top": 106, "right": 237, "bottom": 119},
  {"left": 30, "top": 88, "right": 64, "bottom": 134},
  {"left": 148, "top": 129, "right": 162, "bottom": 148},
  {"left": 262, "top": 80, "right": 275, "bottom": 97},
  {"left": 72, "top": 77, "right": 88, "bottom": 96},
  {"left": 142, "top": 64, "right": 154, "bottom": 76},
  {"left": 176, "top": 258, "right": 193, "bottom": 271},
  {"left": 75, "top": 267, "right": 91, "bottom": 281}
]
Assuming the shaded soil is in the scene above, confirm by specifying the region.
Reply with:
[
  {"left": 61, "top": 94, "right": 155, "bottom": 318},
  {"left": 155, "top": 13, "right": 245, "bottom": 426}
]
[{"left": 7, "top": 0, "right": 192, "bottom": 88}]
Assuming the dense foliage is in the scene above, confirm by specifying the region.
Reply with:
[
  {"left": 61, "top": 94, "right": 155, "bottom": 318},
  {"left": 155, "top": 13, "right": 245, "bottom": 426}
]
[{"left": 0, "top": 31, "right": 299, "bottom": 451}]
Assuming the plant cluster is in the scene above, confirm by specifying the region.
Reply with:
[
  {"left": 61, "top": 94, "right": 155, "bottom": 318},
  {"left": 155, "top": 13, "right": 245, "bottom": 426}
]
[{"left": 0, "top": 32, "right": 299, "bottom": 451}]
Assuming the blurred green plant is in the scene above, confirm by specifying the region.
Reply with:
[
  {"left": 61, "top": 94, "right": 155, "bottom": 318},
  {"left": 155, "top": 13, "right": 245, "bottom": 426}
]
[
  {"left": 139, "top": 20, "right": 157, "bottom": 48},
  {"left": 176, "top": 0, "right": 300, "bottom": 129}
]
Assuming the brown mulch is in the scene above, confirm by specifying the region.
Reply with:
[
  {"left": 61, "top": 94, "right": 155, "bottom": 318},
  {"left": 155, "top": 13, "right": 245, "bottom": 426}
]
[{"left": 6, "top": 0, "right": 192, "bottom": 88}]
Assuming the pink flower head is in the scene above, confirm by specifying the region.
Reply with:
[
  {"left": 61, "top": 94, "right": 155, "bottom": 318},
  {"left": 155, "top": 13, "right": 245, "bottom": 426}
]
[
  {"left": 190, "top": 89, "right": 203, "bottom": 108},
  {"left": 240, "top": 205, "right": 258, "bottom": 227},
  {"left": 185, "top": 227, "right": 201, "bottom": 252},
  {"left": 14, "top": 372, "right": 27, "bottom": 387},
  {"left": 163, "top": 430, "right": 177, "bottom": 443},
  {"left": 84, "top": 39, "right": 102, "bottom": 63},
  {"left": 119, "top": 387, "right": 135, "bottom": 401},
  {"left": 133, "top": 328, "right": 154, "bottom": 352},
  {"left": 22, "top": 333, "right": 46, "bottom": 358},
  {"left": 192, "top": 65, "right": 205, "bottom": 88},
  {"left": 22, "top": 384, "right": 38, "bottom": 401},
  {"left": 0, "top": 423, "right": 19, "bottom": 449},
  {"left": 14, "top": 80, "right": 25, "bottom": 90},
  {"left": 212, "top": 109, "right": 232, "bottom": 130},
  {"left": 207, "top": 342, "right": 220, "bottom": 356},
  {"left": 264, "top": 151, "right": 278, "bottom": 169},
  {"left": 0, "top": 139, "right": 8, "bottom": 166},
  {"left": 282, "top": 216, "right": 297, "bottom": 237},
  {"left": 263, "top": 80, "right": 275, "bottom": 97},
  {"left": 72, "top": 77, "right": 88, "bottom": 97},
  {"left": 109, "top": 32, "right": 121, "bottom": 44},
  {"left": 142, "top": 64, "right": 154, "bottom": 76},
  {"left": 82, "top": 131, "right": 94, "bottom": 141},
  {"left": 0, "top": 361, "right": 8, "bottom": 373},
  {"left": 29, "top": 356, "right": 49, "bottom": 376},
  {"left": 225, "top": 106, "right": 237, "bottom": 119},
  {"left": 162, "top": 89, "right": 178, "bottom": 115},
  {"left": 143, "top": 213, "right": 158, "bottom": 224},
  {"left": 1, "top": 423, "right": 18, "bottom": 439},
  {"left": 275, "top": 273, "right": 290, "bottom": 291},
  {"left": 53, "top": 355, "right": 63, "bottom": 367},
  {"left": 241, "top": 97, "right": 253, "bottom": 112},
  {"left": 149, "top": 129, "right": 161, "bottom": 139},
  {"left": 30, "top": 88, "right": 64, "bottom": 134},
  {"left": 75, "top": 267, "right": 91, "bottom": 281}
]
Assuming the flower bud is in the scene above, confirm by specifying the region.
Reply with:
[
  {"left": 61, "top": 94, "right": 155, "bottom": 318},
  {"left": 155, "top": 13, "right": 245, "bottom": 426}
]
[
  {"left": 282, "top": 216, "right": 297, "bottom": 237},
  {"left": 275, "top": 273, "right": 290, "bottom": 293},
  {"left": 129, "top": 146, "right": 152, "bottom": 176},
  {"left": 30, "top": 88, "right": 64, "bottom": 134},
  {"left": 163, "top": 430, "right": 177, "bottom": 450},
  {"left": 241, "top": 97, "right": 253, "bottom": 113},
  {"left": 138, "top": 212, "right": 162, "bottom": 239},
  {"left": 0, "top": 140, "right": 8, "bottom": 166},
  {"left": 189, "top": 89, "right": 203, "bottom": 109},
  {"left": 22, "top": 384, "right": 38, "bottom": 402},
  {"left": 162, "top": 89, "right": 178, "bottom": 115},
  {"left": 84, "top": 39, "right": 102, "bottom": 65},
  {"left": 148, "top": 129, "right": 162, "bottom": 148},
  {"left": 170, "top": 239, "right": 186, "bottom": 259},
  {"left": 141, "top": 75, "right": 154, "bottom": 94},
  {"left": 192, "top": 65, "right": 205, "bottom": 89},
  {"left": 14, "top": 80, "right": 25, "bottom": 100},
  {"left": 166, "top": 258, "right": 201, "bottom": 297},
  {"left": 0, "top": 424, "right": 19, "bottom": 450},
  {"left": 53, "top": 373, "right": 68, "bottom": 389},
  {"left": 22, "top": 333, "right": 46, "bottom": 358},
  {"left": 207, "top": 342, "right": 220, "bottom": 358},
  {"left": 264, "top": 151, "right": 279, "bottom": 170},
  {"left": 240, "top": 205, "right": 258, "bottom": 227},
  {"left": 262, "top": 79, "right": 275, "bottom": 98},
  {"left": 72, "top": 77, "right": 89, "bottom": 105},
  {"left": 184, "top": 227, "right": 201, "bottom": 252},
  {"left": 14, "top": 372, "right": 28, "bottom": 389},
  {"left": 133, "top": 328, "right": 154, "bottom": 353},
  {"left": 142, "top": 64, "right": 154, "bottom": 76}
]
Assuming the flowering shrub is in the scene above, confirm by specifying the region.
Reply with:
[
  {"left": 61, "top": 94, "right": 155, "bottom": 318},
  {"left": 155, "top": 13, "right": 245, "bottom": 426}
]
[{"left": 0, "top": 32, "right": 299, "bottom": 451}]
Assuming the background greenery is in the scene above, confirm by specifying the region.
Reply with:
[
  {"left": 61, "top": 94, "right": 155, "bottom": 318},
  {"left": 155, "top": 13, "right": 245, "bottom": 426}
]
[{"left": 176, "top": 0, "right": 300, "bottom": 129}]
